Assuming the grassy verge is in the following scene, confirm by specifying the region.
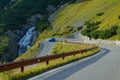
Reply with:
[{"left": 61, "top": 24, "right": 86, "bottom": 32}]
[
  {"left": 51, "top": 42, "right": 95, "bottom": 55},
  {"left": 1, "top": 44, "right": 100, "bottom": 80}
]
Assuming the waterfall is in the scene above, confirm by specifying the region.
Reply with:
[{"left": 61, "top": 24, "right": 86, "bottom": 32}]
[{"left": 18, "top": 27, "right": 36, "bottom": 55}]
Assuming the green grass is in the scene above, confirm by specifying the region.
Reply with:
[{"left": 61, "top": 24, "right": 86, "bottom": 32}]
[
  {"left": 109, "top": 35, "right": 120, "bottom": 40},
  {"left": 51, "top": 42, "right": 95, "bottom": 55},
  {"left": 49, "top": 0, "right": 120, "bottom": 40}
]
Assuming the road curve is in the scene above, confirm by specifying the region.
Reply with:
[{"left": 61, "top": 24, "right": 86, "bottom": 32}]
[
  {"left": 37, "top": 37, "right": 83, "bottom": 57},
  {"left": 28, "top": 45, "right": 120, "bottom": 80},
  {"left": 37, "top": 41, "right": 56, "bottom": 57}
]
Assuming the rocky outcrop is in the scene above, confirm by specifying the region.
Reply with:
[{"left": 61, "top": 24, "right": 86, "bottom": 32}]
[
  {"left": 3, "top": 27, "right": 31, "bottom": 62},
  {"left": 47, "top": 5, "right": 56, "bottom": 13},
  {"left": 27, "top": 14, "right": 42, "bottom": 26},
  {"left": 0, "top": 31, "right": 18, "bottom": 62},
  {"left": 5, "top": 37, "right": 18, "bottom": 62}
]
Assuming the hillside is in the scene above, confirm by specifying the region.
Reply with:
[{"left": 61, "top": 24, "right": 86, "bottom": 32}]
[{"left": 49, "top": 0, "right": 120, "bottom": 40}]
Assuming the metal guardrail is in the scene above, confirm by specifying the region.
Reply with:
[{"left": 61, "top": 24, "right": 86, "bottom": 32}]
[{"left": 0, "top": 46, "right": 98, "bottom": 73}]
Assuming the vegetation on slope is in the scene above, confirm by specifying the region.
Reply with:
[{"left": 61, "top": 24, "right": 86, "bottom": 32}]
[
  {"left": 51, "top": 42, "right": 95, "bottom": 55},
  {"left": 0, "top": 36, "right": 9, "bottom": 62},
  {"left": 0, "top": 0, "right": 77, "bottom": 31},
  {"left": 0, "top": 0, "right": 10, "bottom": 10},
  {"left": 81, "top": 21, "right": 119, "bottom": 39},
  {"left": 50, "top": 0, "right": 120, "bottom": 40}
]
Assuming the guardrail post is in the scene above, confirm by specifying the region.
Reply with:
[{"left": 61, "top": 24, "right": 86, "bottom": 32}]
[
  {"left": 62, "top": 57, "right": 65, "bottom": 60},
  {"left": 46, "top": 55, "right": 49, "bottom": 65},
  {"left": 21, "top": 66, "right": 24, "bottom": 73},
  {"left": 46, "top": 61, "right": 49, "bottom": 65},
  {"left": 21, "top": 59, "right": 24, "bottom": 73},
  {"left": 74, "top": 54, "right": 76, "bottom": 57}
]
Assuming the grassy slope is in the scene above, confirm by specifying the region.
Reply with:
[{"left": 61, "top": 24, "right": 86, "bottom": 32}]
[
  {"left": 50, "top": 0, "right": 120, "bottom": 40},
  {"left": 51, "top": 42, "right": 95, "bottom": 55}
]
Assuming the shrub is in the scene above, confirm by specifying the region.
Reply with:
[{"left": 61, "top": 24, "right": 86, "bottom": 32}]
[
  {"left": 117, "top": 27, "right": 120, "bottom": 35},
  {"left": 76, "top": 26, "right": 83, "bottom": 31},
  {"left": 90, "top": 31, "right": 99, "bottom": 39},
  {"left": 98, "top": 25, "right": 118, "bottom": 39},
  {"left": 82, "top": 21, "right": 100, "bottom": 37},
  {"left": 0, "top": 24, "right": 5, "bottom": 35},
  {"left": 118, "top": 15, "right": 120, "bottom": 19},
  {"left": 0, "top": 36, "right": 9, "bottom": 62},
  {"left": 82, "top": 23, "right": 119, "bottom": 39},
  {"left": 96, "top": 12, "right": 104, "bottom": 16},
  {"left": 0, "top": 36, "right": 9, "bottom": 55}
]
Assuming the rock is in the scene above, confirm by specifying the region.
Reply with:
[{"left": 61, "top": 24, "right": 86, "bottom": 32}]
[
  {"left": 2, "top": 30, "right": 18, "bottom": 62},
  {"left": 4, "top": 37, "right": 18, "bottom": 62},
  {"left": 27, "top": 14, "right": 42, "bottom": 25},
  {"left": 47, "top": 5, "right": 56, "bottom": 13},
  {"left": 5, "top": 30, "right": 19, "bottom": 41},
  {"left": 3, "top": 24, "right": 33, "bottom": 62}
]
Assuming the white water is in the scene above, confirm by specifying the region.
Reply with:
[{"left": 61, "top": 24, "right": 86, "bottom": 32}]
[{"left": 18, "top": 27, "right": 36, "bottom": 55}]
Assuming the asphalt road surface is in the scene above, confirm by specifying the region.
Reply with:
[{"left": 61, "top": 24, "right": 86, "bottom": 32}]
[{"left": 37, "top": 41, "right": 56, "bottom": 57}]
